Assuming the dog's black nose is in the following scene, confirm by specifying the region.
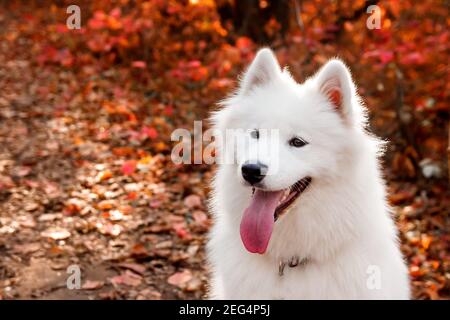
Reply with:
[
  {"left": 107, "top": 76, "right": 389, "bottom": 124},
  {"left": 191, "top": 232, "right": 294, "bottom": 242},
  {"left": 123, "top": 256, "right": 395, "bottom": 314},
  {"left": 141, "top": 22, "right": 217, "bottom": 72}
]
[{"left": 241, "top": 162, "right": 267, "bottom": 185}]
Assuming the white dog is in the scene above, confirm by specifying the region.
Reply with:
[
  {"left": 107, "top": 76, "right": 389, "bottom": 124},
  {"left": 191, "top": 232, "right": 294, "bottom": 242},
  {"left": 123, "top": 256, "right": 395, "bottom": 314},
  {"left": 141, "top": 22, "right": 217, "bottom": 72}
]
[{"left": 206, "top": 48, "right": 410, "bottom": 299}]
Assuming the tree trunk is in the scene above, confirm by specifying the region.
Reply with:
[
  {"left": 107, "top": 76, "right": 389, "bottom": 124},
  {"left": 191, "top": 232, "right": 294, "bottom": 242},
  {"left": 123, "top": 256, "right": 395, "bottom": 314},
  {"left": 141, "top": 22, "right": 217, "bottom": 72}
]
[
  {"left": 217, "top": 0, "right": 290, "bottom": 43},
  {"left": 448, "top": 125, "right": 450, "bottom": 181}
]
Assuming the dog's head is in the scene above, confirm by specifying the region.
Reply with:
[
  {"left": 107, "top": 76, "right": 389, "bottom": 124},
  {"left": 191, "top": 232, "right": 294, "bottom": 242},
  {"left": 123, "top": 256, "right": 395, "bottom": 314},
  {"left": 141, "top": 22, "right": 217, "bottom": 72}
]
[{"left": 213, "top": 48, "right": 367, "bottom": 254}]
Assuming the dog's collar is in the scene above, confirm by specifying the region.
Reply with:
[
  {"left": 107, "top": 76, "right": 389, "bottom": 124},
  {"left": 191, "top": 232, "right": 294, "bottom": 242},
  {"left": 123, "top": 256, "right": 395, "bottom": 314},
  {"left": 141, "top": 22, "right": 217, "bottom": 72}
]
[{"left": 278, "top": 256, "right": 309, "bottom": 276}]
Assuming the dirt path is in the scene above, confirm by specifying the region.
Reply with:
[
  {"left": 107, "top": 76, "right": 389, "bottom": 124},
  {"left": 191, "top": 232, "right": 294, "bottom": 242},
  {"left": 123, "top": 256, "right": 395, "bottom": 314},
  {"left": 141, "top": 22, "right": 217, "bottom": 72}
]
[{"left": 0, "top": 18, "right": 210, "bottom": 300}]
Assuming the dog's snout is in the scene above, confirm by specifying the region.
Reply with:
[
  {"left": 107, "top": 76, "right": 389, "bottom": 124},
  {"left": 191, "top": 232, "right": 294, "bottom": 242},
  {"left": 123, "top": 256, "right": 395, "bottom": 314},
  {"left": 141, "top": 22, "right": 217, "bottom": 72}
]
[{"left": 241, "top": 162, "right": 267, "bottom": 185}]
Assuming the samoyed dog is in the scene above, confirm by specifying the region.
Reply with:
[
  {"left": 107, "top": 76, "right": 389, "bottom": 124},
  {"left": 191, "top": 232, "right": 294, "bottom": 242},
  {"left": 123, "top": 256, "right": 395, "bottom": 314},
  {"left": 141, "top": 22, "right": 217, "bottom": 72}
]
[{"left": 206, "top": 48, "right": 410, "bottom": 299}]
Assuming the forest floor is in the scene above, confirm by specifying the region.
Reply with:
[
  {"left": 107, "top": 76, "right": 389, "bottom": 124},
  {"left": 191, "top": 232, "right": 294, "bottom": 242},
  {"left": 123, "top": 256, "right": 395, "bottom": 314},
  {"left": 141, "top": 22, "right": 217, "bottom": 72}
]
[{"left": 0, "top": 11, "right": 448, "bottom": 300}]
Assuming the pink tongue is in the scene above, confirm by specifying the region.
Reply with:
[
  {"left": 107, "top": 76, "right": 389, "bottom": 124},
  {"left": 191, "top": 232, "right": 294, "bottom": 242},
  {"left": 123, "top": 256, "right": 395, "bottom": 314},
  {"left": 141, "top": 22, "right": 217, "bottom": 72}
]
[{"left": 240, "top": 190, "right": 283, "bottom": 254}]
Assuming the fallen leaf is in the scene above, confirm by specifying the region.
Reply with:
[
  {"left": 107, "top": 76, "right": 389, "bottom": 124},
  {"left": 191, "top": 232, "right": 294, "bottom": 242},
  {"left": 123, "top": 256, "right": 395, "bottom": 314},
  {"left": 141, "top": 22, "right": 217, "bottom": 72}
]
[
  {"left": 43, "top": 181, "right": 61, "bottom": 198},
  {"left": 136, "top": 289, "right": 161, "bottom": 300},
  {"left": 13, "top": 243, "right": 41, "bottom": 254},
  {"left": 97, "top": 200, "right": 116, "bottom": 210},
  {"left": 141, "top": 126, "right": 158, "bottom": 139},
  {"left": 121, "top": 160, "right": 136, "bottom": 175},
  {"left": 130, "top": 243, "right": 150, "bottom": 258},
  {"left": 12, "top": 166, "right": 32, "bottom": 177},
  {"left": 41, "top": 227, "right": 71, "bottom": 240},
  {"left": 24, "top": 202, "right": 39, "bottom": 212},
  {"left": 82, "top": 280, "right": 104, "bottom": 290},
  {"left": 110, "top": 270, "right": 142, "bottom": 287},
  {"left": 192, "top": 210, "right": 208, "bottom": 225},
  {"left": 118, "top": 262, "right": 146, "bottom": 275},
  {"left": 167, "top": 269, "right": 192, "bottom": 288},
  {"left": 184, "top": 194, "right": 202, "bottom": 209},
  {"left": 109, "top": 209, "right": 124, "bottom": 221},
  {"left": 421, "top": 234, "right": 432, "bottom": 250},
  {"left": 97, "top": 170, "right": 113, "bottom": 181},
  {"left": 409, "top": 265, "right": 424, "bottom": 278},
  {"left": 96, "top": 222, "right": 122, "bottom": 237},
  {"left": 132, "top": 60, "right": 146, "bottom": 68},
  {"left": 185, "top": 276, "right": 202, "bottom": 292},
  {"left": 173, "top": 222, "right": 191, "bottom": 240}
]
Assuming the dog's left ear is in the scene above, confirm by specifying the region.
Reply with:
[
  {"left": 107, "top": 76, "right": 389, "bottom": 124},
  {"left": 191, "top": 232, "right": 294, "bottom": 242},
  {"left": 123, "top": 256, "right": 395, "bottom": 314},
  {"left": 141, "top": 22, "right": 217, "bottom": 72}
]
[
  {"left": 314, "top": 59, "right": 355, "bottom": 120},
  {"left": 239, "top": 48, "right": 281, "bottom": 95}
]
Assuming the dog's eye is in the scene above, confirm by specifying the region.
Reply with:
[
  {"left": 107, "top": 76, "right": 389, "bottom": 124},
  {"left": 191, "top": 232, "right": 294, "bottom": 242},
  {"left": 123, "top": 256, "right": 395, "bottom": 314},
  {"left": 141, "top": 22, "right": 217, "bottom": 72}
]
[
  {"left": 250, "top": 129, "right": 259, "bottom": 139},
  {"left": 289, "top": 137, "right": 308, "bottom": 148}
]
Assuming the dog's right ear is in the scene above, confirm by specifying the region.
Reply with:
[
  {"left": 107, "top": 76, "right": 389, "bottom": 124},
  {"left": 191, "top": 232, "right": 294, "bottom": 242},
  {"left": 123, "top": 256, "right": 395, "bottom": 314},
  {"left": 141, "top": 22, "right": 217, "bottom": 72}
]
[
  {"left": 314, "top": 59, "right": 355, "bottom": 120},
  {"left": 239, "top": 48, "right": 281, "bottom": 95}
]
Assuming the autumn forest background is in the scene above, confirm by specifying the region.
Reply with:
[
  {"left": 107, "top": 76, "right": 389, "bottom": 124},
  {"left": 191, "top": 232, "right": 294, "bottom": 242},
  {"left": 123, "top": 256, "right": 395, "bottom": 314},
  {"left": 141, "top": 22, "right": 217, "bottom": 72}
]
[{"left": 0, "top": 0, "right": 448, "bottom": 299}]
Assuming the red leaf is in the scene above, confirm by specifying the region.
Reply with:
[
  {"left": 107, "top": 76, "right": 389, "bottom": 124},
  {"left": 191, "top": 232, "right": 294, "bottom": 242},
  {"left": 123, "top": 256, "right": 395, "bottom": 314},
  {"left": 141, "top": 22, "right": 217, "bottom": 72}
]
[
  {"left": 236, "top": 36, "right": 253, "bottom": 51},
  {"left": 141, "top": 126, "right": 158, "bottom": 139},
  {"left": 167, "top": 270, "right": 192, "bottom": 288},
  {"left": 184, "top": 194, "right": 202, "bottom": 209},
  {"left": 363, "top": 49, "right": 394, "bottom": 65},
  {"left": 400, "top": 52, "right": 426, "bottom": 65},
  {"left": 121, "top": 160, "right": 137, "bottom": 175},
  {"left": 82, "top": 280, "right": 104, "bottom": 290},
  {"left": 164, "top": 105, "right": 174, "bottom": 116},
  {"left": 173, "top": 222, "right": 191, "bottom": 240},
  {"left": 132, "top": 61, "right": 147, "bottom": 69},
  {"left": 110, "top": 270, "right": 142, "bottom": 287},
  {"left": 110, "top": 7, "right": 122, "bottom": 19},
  {"left": 118, "top": 263, "right": 146, "bottom": 275}
]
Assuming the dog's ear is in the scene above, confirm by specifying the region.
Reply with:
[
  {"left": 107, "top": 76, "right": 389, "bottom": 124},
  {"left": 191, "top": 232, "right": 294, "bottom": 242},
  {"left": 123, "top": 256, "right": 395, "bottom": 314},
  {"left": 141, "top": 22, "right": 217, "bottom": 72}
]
[
  {"left": 239, "top": 48, "right": 281, "bottom": 95},
  {"left": 314, "top": 59, "right": 355, "bottom": 120}
]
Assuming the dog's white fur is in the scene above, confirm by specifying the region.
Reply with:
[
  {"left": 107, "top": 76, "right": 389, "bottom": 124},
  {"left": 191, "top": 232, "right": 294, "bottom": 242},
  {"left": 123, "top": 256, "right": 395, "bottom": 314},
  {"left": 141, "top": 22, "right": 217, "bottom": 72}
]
[{"left": 206, "top": 48, "right": 410, "bottom": 299}]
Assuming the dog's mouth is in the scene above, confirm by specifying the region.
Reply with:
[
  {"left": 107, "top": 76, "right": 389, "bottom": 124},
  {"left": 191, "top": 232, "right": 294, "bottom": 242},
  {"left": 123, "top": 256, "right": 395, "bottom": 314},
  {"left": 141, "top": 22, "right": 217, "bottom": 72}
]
[
  {"left": 240, "top": 177, "right": 312, "bottom": 254},
  {"left": 274, "top": 177, "right": 312, "bottom": 222}
]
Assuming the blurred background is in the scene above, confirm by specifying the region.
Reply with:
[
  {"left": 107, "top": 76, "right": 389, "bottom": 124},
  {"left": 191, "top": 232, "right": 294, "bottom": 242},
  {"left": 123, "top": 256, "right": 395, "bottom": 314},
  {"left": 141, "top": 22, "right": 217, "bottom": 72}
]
[{"left": 0, "top": 0, "right": 448, "bottom": 299}]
